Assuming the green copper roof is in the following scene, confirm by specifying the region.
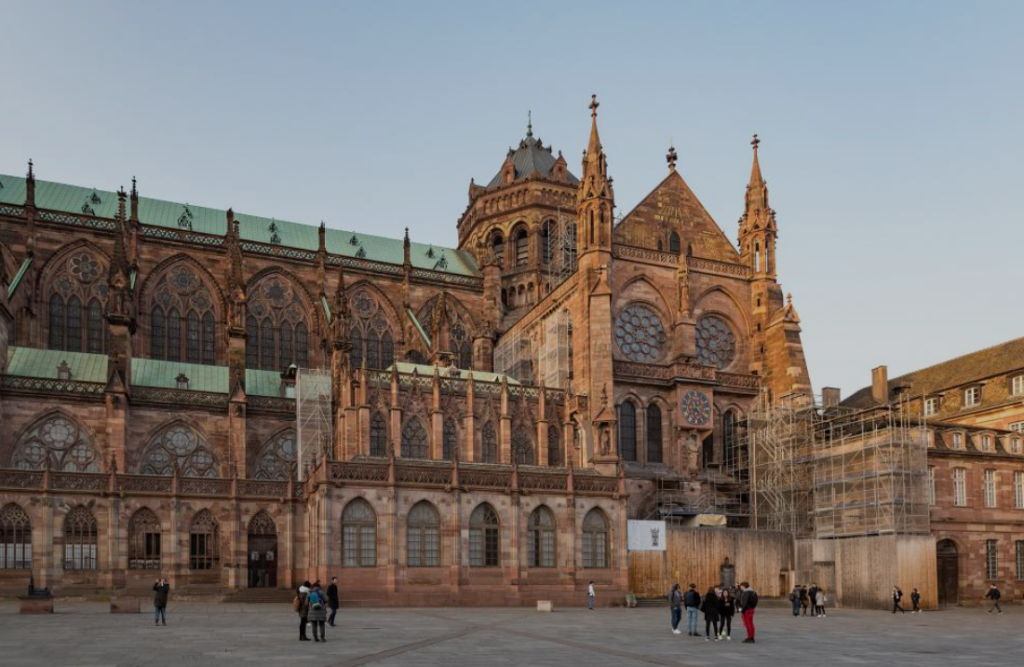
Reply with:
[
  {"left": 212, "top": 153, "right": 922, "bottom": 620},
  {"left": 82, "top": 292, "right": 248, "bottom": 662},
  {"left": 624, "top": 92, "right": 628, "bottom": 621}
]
[
  {"left": 7, "top": 347, "right": 107, "bottom": 383},
  {"left": 407, "top": 308, "right": 431, "bottom": 348},
  {"left": 247, "top": 369, "right": 286, "bottom": 397},
  {"left": 8, "top": 257, "right": 32, "bottom": 298},
  {"left": 0, "top": 173, "right": 479, "bottom": 277},
  {"left": 132, "top": 358, "right": 227, "bottom": 392}
]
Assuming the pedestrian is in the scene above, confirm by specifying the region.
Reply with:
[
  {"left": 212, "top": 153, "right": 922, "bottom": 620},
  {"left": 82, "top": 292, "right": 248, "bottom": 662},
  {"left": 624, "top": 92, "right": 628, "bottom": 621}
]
[
  {"left": 799, "top": 585, "right": 809, "bottom": 616},
  {"left": 910, "top": 588, "right": 921, "bottom": 613},
  {"left": 327, "top": 576, "right": 340, "bottom": 627},
  {"left": 152, "top": 577, "right": 170, "bottom": 626},
  {"left": 588, "top": 581, "right": 596, "bottom": 610},
  {"left": 808, "top": 583, "right": 818, "bottom": 616},
  {"left": 701, "top": 586, "right": 721, "bottom": 641},
  {"left": 892, "top": 586, "right": 905, "bottom": 614},
  {"left": 789, "top": 585, "right": 801, "bottom": 617},
  {"left": 984, "top": 583, "right": 1002, "bottom": 614},
  {"left": 307, "top": 583, "right": 328, "bottom": 642},
  {"left": 668, "top": 583, "right": 683, "bottom": 635},
  {"left": 815, "top": 587, "right": 827, "bottom": 617},
  {"left": 684, "top": 583, "right": 701, "bottom": 637},
  {"left": 738, "top": 581, "right": 758, "bottom": 643},
  {"left": 719, "top": 588, "right": 735, "bottom": 641},
  {"left": 295, "top": 581, "right": 311, "bottom": 641}
]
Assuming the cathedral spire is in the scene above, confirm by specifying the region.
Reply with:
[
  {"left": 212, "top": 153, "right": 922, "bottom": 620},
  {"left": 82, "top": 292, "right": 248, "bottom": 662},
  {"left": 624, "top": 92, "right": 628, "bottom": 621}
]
[
  {"left": 577, "top": 95, "right": 614, "bottom": 253},
  {"left": 107, "top": 188, "right": 132, "bottom": 323},
  {"left": 739, "top": 134, "right": 777, "bottom": 278},
  {"left": 745, "top": 134, "right": 769, "bottom": 215},
  {"left": 129, "top": 176, "right": 140, "bottom": 223},
  {"left": 526, "top": 110, "right": 533, "bottom": 139}
]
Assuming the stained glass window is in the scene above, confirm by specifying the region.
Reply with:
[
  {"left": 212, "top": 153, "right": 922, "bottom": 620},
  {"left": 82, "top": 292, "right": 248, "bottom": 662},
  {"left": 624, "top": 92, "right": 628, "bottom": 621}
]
[
  {"left": 614, "top": 305, "right": 667, "bottom": 363},
  {"left": 481, "top": 422, "right": 498, "bottom": 463},
  {"left": 370, "top": 412, "right": 388, "bottom": 457},
  {"left": 349, "top": 289, "right": 396, "bottom": 370},
  {"left": 401, "top": 418, "right": 429, "bottom": 459},
  {"left": 147, "top": 263, "right": 217, "bottom": 364},
  {"left": 11, "top": 413, "right": 100, "bottom": 472},
  {"left": 547, "top": 425, "right": 561, "bottom": 467},
  {"left": 87, "top": 299, "right": 104, "bottom": 353},
  {"left": 342, "top": 499, "right": 376, "bottom": 567},
  {"left": 646, "top": 404, "right": 663, "bottom": 464},
  {"left": 45, "top": 249, "right": 108, "bottom": 352},
  {"left": 469, "top": 504, "right": 499, "bottom": 567},
  {"left": 443, "top": 418, "right": 457, "bottom": 461},
  {"left": 512, "top": 429, "right": 534, "bottom": 465},
  {"left": 138, "top": 423, "right": 217, "bottom": 477},
  {"left": 695, "top": 315, "right": 737, "bottom": 370},
  {"left": 253, "top": 430, "right": 297, "bottom": 481},
  {"left": 618, "top": 402, "right": 637, "bottom": 462}
]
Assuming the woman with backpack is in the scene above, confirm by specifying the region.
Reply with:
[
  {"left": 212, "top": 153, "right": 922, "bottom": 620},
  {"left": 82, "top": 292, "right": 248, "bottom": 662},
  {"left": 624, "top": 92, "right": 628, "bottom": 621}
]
[
  {"left": 295, "top": 581, "right": 311, "bottom": 641},
  {"left": 307, "top": 582, "right": 328, "bottom": 642}
]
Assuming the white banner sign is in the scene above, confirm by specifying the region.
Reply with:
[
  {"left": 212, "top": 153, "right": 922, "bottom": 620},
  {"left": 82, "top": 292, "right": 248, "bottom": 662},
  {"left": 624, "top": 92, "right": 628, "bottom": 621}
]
[{"left": 627, "top": 520, "right": 667, "bottom": 551}]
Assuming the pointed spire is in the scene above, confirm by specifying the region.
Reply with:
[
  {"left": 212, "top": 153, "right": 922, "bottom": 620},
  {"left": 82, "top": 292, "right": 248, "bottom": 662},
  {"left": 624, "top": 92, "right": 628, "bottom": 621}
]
[
  {"left": 586, "top": 94, "right": 602, "bottom": 156},
  {"left": 749, "top": 134, "right": 764, "bottom": 189},
  {"left": 129, "top": 176, "right": 139, "bottom": 223},
  {"left": 666, "top": 143, "right": 678, "bottom": 172},
  {"left": 24, "top": 160, "right": 36, "bottom": 211},
  {"left": 318, "top": 221, "right": 326, "bottom": 254},
  {"left": 526, "top": 110, "right": 533, "bottom": 139},
  {"left": 27, "top": 158, "right": 34, "bottom": 181},
  {"left": 226, "top": 208, "right": 244, "bottom": 294},
  {"left": 403, "top": 227, "right": 411, "bottom": 266}
]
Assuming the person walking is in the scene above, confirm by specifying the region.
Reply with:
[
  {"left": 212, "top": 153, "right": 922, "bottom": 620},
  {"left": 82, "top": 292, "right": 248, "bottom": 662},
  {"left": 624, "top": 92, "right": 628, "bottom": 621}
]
[
  {"left": 799, "top": 585, "right": 809, "bottom": 616},
  {"left": 738, "top": 581, "right": 758, "bottom": 643},
  {"left": 984, "top": 583, "right": 1003, "bottom": 614},
  {"left": 327, "top": 576, "right": 340, "bottom": 627},
  {"left": 295, "top": 581, "right": 311, "bottom": 641},
  {"left": 668, "top": 583, "right": 683, "bottom": 634},
  {"left": 815, "top": 587, "right": 827, "bottom": 617},
  {"left": 152, "top": 578, "right": 170, "bottom": 626},
  {"left": 701, "top": 586, "right": 721, "bottom": 641},
  {"left": 789, "top": 585, "right": 801, "bottom": 617},
  {"left": 588, "top": 581, "right": 596, "bottom": 610},
  {"left": 307, "top": 583, "right": 328, "bottom": 642},
  {"left": 910, "top": 588, "right": 922, "bottom": 613},
  {"left": 719, "top": 588, "right": 735, "bottom": 641},
  {"left": 684, "top": 583, "right": 702, "bottom": 637},
  {"left": 892, "top": 586, "right": 905, "bottom": 614}
]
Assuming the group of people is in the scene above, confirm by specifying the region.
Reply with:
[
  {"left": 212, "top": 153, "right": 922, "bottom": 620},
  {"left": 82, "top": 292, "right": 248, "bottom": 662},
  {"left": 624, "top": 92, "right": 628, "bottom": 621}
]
[
  {"left": 789, "top": 583, "right": 827, "bottom": 617},
  {"left": 668, "top": 582, "right": 759, "bottom": 643},
  {"left": 294, "top": 577, "right": 341, "bottom": 642},
  {"left": 891, "top": 586, "right": 923, "bottom": 613}
]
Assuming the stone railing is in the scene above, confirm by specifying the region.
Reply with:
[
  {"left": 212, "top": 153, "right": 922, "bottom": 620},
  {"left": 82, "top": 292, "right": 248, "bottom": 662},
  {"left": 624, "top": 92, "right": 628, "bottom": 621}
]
[
  {"left": 687, "top": 255, "right": 751, "bottom": 279},
  {"left": 613, "top": 244, "right": 680, "bottom": 266},
  {"left": 613, "top": 360, "right": 760, "bottom": 391},
  {"left": 0, "top": 468, "right": 291, "bottom": 500},
  {"left": 1, "top": 375, "right": 107, "bottom": 396}
]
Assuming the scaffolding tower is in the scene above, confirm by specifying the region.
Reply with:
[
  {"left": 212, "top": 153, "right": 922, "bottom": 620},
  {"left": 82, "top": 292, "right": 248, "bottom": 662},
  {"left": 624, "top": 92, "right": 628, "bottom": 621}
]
[{"left": 296, "top": 368, "right": 333, "bottom": 480}]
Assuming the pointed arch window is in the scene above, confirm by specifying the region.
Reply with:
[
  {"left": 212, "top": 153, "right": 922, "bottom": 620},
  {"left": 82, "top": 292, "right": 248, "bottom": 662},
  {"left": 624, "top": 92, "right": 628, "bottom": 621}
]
[
  {"left": 349, "top": 289, "right": 396, "bottom": 370},
  {"left": 618, "top": 402, "right": 637, "bottom": 462},
  {"left": 492, "top": 233, "right": 505, "bottom": 267},
  {"left": 151, "top": 307, "right": 165, "bottom": 358},
  {"left": 528, "top": 506, "right": 556, "bottom": 568},
  {"left": 417, "top": 295, "right": 474, "bottom": 370},
  {"left": 147, "top": 263, "right": 218, "bottom": 364},
  {"left": 401, "top": 418, "right": 429, "bottom": 459},
  {"left": 128, "top": 508, "right": 161, "bottom": 570},
  {"left": 11, "top": 413, "right": 100, "bottom": 472},
  {"left": 253, "top": 430, "right": 297, "bottom": 481},
  {"left": 443, "top": 418, "right": 458, "bottom": 461},
  {"left": 246, "top": 275, "right": 312, "bottom": 371},
  {"left": 407, "top": 501, "right": 440, "bottom": 567},
  {"left": 469, "top": 504, "right": 500, "bottom": 567},
  {"left": 512, "top": 429, "right": 534, "bottom": 465},
  {"left": 63, "top": 506, "right": 98, "bottom": 571},
  {"left": 202, "top": 311, "right": 216, "bottom": 364},
  {"left": 547, "top": 425, "right": 561, "bottom": 467},
  {"left": 166, "top": 308, "right": 181, "bottom": 361},
  {"left": 48, "top": 293, "right": 65, "bottom": 350},
  {"left": 515, "top": 228, "right": 529, "bottom": 266},
  {"left": 342, "top": 499, "right": 377, "bottom": 567},
  {"left": 481, "top": 421, "right": 498, "bottom": 463},
  {"left": 65, "top": 296, "right": 82, "bottom": 352},
  {"left": 370, "top": 412, "right": 388, "bottom": 457},
  {"left": 138, "top": 423, "right": 217, "bottom": 477},
  {"left": 582, "top": 508, "right": 609, "bottom": 568},
  {"left": 186, "top": 310, "right": 200, "bottom": 363},
  {"left": 87, "top": 299, "right": 105, "bottom": 353},
  {"left": 0, "top": 504, "right": 32, "bottom": 570},
  {"left": 188, "top": 510, "right": 219, "bottom": 570},
  {"left": 45, "top": 249, "right": 108, "bottom": 353},
  {"left": 646, "top": 404, "right": 663, "bottom": 464},
  {"left": 669, "top": 232, "right": 681, "bottom": 255}
]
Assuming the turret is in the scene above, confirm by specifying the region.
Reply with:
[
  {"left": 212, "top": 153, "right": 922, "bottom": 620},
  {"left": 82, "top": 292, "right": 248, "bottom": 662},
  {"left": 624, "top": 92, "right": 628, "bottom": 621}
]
[
  {"left": 576, "top": 95, "right": 615, "bottom": 255},
  {"left": 738, "top": 134, "right": 777, "bottom": 278}
]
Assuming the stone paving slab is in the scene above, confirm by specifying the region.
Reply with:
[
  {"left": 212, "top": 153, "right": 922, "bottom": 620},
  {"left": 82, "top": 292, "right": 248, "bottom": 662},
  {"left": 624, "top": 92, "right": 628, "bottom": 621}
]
[{"left": 0, "top": 601, "right": 1018, "bottom": 666}]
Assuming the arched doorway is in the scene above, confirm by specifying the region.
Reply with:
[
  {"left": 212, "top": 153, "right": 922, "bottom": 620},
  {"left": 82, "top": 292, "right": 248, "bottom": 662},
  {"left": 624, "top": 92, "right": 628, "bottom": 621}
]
[
  {"left": 936, "top": 539, "right": 958, "bottom": 607},
  {"left": 247, "top": 512, "right": 278, "bottom": 588}
]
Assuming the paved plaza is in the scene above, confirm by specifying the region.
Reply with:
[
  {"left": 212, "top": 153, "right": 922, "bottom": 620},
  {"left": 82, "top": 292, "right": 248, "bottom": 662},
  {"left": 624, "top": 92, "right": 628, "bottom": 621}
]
[{"left": 0, "top": 600, "right": 1017, "bottom": 666}]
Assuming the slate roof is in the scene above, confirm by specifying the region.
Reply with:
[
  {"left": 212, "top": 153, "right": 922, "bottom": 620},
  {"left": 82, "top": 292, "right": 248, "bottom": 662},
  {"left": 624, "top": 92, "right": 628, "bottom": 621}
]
[
  {"left": 485, "top": 134, "right": 578, "bottom": 188},
  {"left": 842, "top": 337, "right": 1024, "bottom": 408},
  {"left": 0, "top": 173, "right": 478, "bottom": 277}
]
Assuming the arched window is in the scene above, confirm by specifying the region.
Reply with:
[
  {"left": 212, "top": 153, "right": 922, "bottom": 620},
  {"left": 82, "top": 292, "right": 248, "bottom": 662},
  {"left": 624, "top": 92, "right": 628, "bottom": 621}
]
[
  {"left": 342, "top": 499, "right": 376, "bottom": 567},
  {"left": 669, "top": 232, "right": 681, "bottom": 254},
  {"left": 417, "top": 295, "right": 474, "bottom": 371},
  {"left": 469, "top": 504, "right": 500, "bottom": 567},
  {"left": 407, "top": 501, "right": 440, "bottom": 567},
  {"left": 128, "top": 508, "right": 161, "bottom": 570},
  {"left": 146, "top": 262, "right": 218, "bottom": 364},
  {"left": 481, "top": 422, "right": 498, "bottom": 464},
  {"left": 515, "top": 228, "right": 529, "bottom": 266},
  {"left": 45, "top": 248, "right": 108, "bottom": 353},
  {"left": 138, "top": 423, "right": 217, "bottom": 477},
  {"left": 646, "top": 404, "right": 663, "bottom": 464},
  {"left": 512, "top": 429, "right": 534, "bottom": 465},
  {"left": 246, "top": 274, "right": 313, "bottom": 371},
  {"left": 618, "top": 402, "right": 637, "bottom": 462},
  {"left": 11, "top": 412, "right": 100, "bottom": 472},
  {"left": 189, "top": 510, "right": 219, "bottom": 570},
  {"left": 253, "top": 430, "right": 297, "bottom": 481},
  {"left": 369, "top": 412, "right": 388, "bottom": 457},
  {"left": 63, "top": 506, "right": 98, "bottom": 571},
  {"left": 528, "top": 506, "right": 556, "bottom": 568},
  {"left": 442, "top": 418, "right": 458, "bottom": 461},
  {"left": 401, "top": 418, "right": 429, "bottom": 459},
  {"left": 723, "top": 410, "right": 743, "bottom": 474},
  {"left": 0, "top": 504, "right": 32, "bottom": 570},
  {"left": 349, "top": 288, "right": 396, "bottom": 370},
  {"left": 246, "top": 316, "right": 258, "bottom": 369},
  {"left": 564, "top": 222, "right": 578, "bottom": 271},
  {"left": 547, "top": 425, "right": 561, "bottom": 467},
  {"left": 492, "top": 233, "right": 505, "bottom": 267},
  {"left": 582, "top": 508, "right": 609, "bottom": 568}
]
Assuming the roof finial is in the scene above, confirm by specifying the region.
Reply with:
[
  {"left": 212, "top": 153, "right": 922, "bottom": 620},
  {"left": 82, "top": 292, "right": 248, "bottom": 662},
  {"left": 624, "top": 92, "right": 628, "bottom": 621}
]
[
  {"left": 526, "top": 110, "right": 533, "bottom": 138},
  {"left": 131, "top": 176, "right": 137, "bottom": 197},
  {"left": 666, "top": 143, "right": 677, "bottom": 172},
  {"left": 27, "top": 159, "right": 34, "bottom": 180},
  {"left": 751, "top": 133, "right": 760, "bottom": 152},
  {"left": 589, "top": 94, "right": 599, "bottom": 119}
]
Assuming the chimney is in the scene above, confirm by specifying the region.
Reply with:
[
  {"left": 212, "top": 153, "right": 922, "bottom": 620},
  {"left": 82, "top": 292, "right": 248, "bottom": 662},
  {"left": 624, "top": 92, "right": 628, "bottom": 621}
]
[
  {"left": 871, "top": 366, "right": 889, "bottom": 404},
  {"left": 822, "top": 387, "right": 841, "bottom": 407}
]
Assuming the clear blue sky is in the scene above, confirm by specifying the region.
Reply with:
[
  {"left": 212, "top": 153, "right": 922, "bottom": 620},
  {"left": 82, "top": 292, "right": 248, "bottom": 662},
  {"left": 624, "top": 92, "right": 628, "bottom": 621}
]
[{"left": 2, "top": 1, "right": 1021, "bottom": 396}]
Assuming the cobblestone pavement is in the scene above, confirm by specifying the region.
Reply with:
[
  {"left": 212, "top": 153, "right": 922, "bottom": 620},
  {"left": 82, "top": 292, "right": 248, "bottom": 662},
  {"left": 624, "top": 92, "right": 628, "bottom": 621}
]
[{"left": 0, "top": 601, "right": 1018, "bottom": 666}]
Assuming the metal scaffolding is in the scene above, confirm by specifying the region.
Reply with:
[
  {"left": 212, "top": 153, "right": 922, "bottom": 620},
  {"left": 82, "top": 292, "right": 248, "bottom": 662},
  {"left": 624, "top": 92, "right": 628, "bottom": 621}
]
[
  {"left": 296, "top": 368, "right": 332, "bottom": 480},
  {"left": 747, "top": 392, "right": 929, "bottom": 538}
]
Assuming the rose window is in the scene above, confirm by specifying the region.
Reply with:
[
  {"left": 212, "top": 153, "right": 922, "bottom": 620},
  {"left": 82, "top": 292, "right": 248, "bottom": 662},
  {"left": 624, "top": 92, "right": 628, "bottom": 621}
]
[
  {"left": 695, "top": 315, "right": 737, "bottom": 370},
  {"left": 614, "top": 305, "right": 667, "bottom": 363}
]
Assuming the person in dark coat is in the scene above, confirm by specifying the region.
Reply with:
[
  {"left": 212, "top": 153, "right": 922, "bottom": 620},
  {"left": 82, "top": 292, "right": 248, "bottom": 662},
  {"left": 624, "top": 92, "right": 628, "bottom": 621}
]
[
  {"left": 984, "top": 583, "right": 1002, "bottom": 614},
  {"left": 719, "top": 588, "right": 736, "bottom": 640},
  {"left": 327, "top": 576, "right": 340, "bottom": 627},
  {"left": 307, "top": 583, "right": 328, "bottom": 642},
  {"left": 668, "top": 583, "right": 683, "bottom": 635},
  {"left": 892, "top": 586, "right": 905, "bottom": 613},
  {"left": 152, "top": 578, "right": 170, "bottom": 626},
  {"left": 701, "top": 586, "right": 721, "bottom": 641},
  {"left": 296, "top": 581, "right": 311, "bottom": 641},
  {"left": 683, "top": 583, "right": 701, "bottom": 637}
]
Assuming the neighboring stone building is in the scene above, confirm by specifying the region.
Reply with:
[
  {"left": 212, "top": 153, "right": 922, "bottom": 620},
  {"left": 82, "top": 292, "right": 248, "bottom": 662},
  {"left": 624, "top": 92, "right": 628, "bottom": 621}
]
[
  {"left": 842, "top": 339, "right": 1024, "bottom": 605},
  {"left": 0, "top": 97, "right": 810, "bottom": 600}
]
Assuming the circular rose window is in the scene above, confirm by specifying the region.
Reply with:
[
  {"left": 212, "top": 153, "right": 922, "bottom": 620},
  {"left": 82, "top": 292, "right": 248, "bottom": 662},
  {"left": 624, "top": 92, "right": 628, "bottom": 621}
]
[
  {"left": 695, "top": 315, "right": 736, "bottom": 370},
  {"left": 614, "top": 304, "right": 667, "bottom": 363}
]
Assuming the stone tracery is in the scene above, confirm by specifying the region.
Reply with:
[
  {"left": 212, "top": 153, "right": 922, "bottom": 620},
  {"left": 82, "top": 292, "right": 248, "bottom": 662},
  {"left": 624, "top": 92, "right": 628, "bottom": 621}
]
[{"left": 11, "top": 412, "right": 101, "bottom": 472}]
